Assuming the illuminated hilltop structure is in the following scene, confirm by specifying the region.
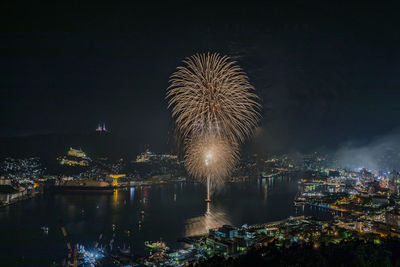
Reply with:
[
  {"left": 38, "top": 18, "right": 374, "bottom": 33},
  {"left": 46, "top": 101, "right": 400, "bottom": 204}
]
[
  {"left": 58, "top": 148, "right": 90, "bottom": 166},
  {"left": 96, "top": 123, "right": 108, "bottom": 132},
  {"left": 67, "top": 148, "right": 87, "bottom": 159}
]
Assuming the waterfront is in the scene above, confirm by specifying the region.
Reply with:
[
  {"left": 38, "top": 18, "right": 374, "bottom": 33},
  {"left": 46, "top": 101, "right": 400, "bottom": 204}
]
[{"left": 0, "top": 174, "right": 299, "bottom": 266}]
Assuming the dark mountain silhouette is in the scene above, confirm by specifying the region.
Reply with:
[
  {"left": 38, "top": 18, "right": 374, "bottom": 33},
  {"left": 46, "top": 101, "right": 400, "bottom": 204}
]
[{"left": 0, "top": 132, "right": 139, "bottom": 163}]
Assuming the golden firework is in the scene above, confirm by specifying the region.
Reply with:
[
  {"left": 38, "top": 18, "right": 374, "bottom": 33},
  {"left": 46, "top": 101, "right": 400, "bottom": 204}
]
[
  {"left": 167, "top": 53, "right": 260, "bottom": 145},
  {"left": 167, "top": 53, "right": 260, "bottom": 199},
  {"left": 184, "top": 134, "right": 239, "bottom": 187}
]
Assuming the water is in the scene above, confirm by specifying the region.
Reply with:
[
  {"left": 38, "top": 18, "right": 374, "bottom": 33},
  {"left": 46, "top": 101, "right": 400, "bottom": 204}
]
[{"left": 0, "top": 174, "right": 302, "bottom": 266}]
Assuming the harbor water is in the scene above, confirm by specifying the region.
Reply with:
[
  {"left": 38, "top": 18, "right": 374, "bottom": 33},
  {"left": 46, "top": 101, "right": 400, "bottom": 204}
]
[{"left": 0, "top": 174, "right": 313, "bottom": 266}]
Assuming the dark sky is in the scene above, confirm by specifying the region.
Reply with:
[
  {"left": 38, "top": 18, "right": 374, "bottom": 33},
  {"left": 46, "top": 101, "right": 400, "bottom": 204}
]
[{"left": 1, "top": 2, "right": 400, "bottom": 153}]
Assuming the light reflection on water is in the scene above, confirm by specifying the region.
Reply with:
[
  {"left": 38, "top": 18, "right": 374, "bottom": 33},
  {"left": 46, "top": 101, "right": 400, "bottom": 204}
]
[
  {"left": 184, "top": 202, "right": 231, "bottom": 237},
  {"left": 0, "top": 174, "right": 302, "bottom": 266},
  {"left": 130, "top": 187, "right": 135, "bottom": 201}
]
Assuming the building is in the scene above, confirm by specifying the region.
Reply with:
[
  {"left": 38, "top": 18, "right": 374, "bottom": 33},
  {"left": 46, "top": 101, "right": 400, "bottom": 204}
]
[
  {"left": 136, "top": 149, "right": 157, "bottom": 163},
  {"left": 205, "top": 236, "right": 237, "bottom": 257},
  {"left": 96, "top": 123, "right": 108, "bottom": 132},
  {"left": 67, "top": 148, "right": 87, "bottom": 159},
  {"left": 58, "top": 148, "right": 90, "bottom": 166},
  {"left": 214, "top": 225, "right": 239, "bottom": 239}
]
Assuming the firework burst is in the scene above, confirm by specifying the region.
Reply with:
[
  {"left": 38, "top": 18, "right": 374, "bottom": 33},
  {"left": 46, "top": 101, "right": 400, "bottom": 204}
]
[
  {"left": 167, "top": 53, "right": 260, "bottom": 145},
  {"left": 167, "top": 53, "right": 260, "bottom": 199},
  {"left": 184, "top": 134, "right": 239, "bottom": 187}
]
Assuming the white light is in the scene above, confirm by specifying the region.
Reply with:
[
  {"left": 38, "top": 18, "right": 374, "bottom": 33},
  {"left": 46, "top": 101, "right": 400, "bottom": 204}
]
[{"left": 205, "top": 152, "right": 212, "bottom": 166}]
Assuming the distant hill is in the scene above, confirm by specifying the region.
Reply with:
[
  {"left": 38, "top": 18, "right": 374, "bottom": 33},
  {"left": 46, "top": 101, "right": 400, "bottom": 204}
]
[{"left": 0, "top": 132, "right": 140, "bottom": 163}]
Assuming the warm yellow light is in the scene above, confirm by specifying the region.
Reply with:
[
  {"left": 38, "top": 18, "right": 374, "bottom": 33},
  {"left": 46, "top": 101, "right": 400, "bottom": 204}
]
[
  {"left": 109, "top": 174, "right": 126, "bottom": 179},
  {"left": 110, "top": 174, "right": 126, "bottom": 187}
]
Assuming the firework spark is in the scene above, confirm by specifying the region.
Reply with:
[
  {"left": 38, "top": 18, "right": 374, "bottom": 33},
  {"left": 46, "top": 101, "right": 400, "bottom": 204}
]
[
  {"left": 184, "top": 134, "right": 239, "bottom": 187},
  {"left": 167, "top": 53, "right": 260, "bottom": 145}
]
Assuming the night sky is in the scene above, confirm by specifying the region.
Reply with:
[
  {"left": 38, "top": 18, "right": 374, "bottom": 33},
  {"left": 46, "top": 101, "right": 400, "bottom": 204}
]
[{"left": 1, "top": 2, "right": 400, "bottom": 153}]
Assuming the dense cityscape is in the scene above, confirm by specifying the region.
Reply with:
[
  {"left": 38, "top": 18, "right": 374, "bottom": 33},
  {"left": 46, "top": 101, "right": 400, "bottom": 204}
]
[
  {"left": 2, "top": 2, "right": 400, "bottom": 267},
  {"left": 2, "top": 137, "right": 400, "bottom": 265}
]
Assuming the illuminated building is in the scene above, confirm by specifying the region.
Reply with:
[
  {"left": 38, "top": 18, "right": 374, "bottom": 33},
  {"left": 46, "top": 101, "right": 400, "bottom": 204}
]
[
  {"left": 214, "top": 225, "right": 238, "bottom": 239},
  {"left": 67, "top": 148, "right": 87, "bottom": 159},
  {"left": 58, "top": 148, "right": 90, "bottom": 166},
  {"left": 95, "top": 123, "right": 108, "bottom": 132},
  {"left": 205, "top": 237, "right": 237, "bottom": 257},
  {"left": 135, "top": 149, "right": 178, "bottom": 163},
  {"left": 136, "top": 149, "right": 156, "bottom": 162},
  {"left": 160, "top": 154, "right": 178, "bottom": 160},
  {"left": 59, "top": 159, "right": 89, "bottom": 166}
]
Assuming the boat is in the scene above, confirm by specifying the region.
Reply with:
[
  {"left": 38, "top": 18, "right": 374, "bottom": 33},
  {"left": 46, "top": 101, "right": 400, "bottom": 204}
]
[
  {"left": 144, "top": 241, "right": 169, "bottom": 251},
  {"left": 52, "top": 180, "right": 115, "bottom": 193}
]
